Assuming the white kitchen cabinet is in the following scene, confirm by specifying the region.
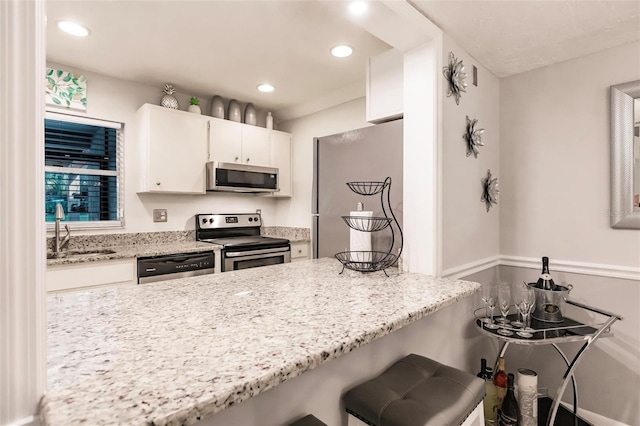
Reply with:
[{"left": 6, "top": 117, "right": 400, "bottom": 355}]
[
  {"left": 47, "top": 258, "right": 136, "bottom": 293},
  {"left": 268, "top": 130, "right": 292, "bottom": 198},
  {"left": 290, "top": 242, "right": 310, "bottom": 262},
  {"left": 208, "top": 117, "right": 270, "bottom": 166},
  {"left": 366, "top": 48, "right": 403, "bottom": 123},
  {"left": 137, "top": 104, "right": 208, "bottom": 194}
]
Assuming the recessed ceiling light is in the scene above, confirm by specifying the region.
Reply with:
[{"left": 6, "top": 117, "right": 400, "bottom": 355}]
[
  {"left": 349, "top": 1, "right": 368, "bottom": 14},
  {"left": 331, "top": 45, "right": 353, "bottom": 58},
  {"left": 57, "top": 21, "right": 90, "bottom": 37},
  {"left": 257, "top": 84, "right": 275, "bottom": 93}
]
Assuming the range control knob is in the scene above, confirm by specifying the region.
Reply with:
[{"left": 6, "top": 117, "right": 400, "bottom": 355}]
[
  {"left": 248, "top": 217, "right": 253, "bottom": 222},
  {"left": 201, "top": 218, "right": 207, "bottom": 224},
  {"left": 253, "top": 217, "right": 259, "bottom": 222},
  {"left": 209, "top": 218, "right": 214, "bottom": 223}
]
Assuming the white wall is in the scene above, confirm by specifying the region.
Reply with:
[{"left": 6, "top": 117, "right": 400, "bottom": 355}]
[
  {"left": 46, "top": 62, "right": 278, "bottom": 234},
  {"left": 276, "top": 98, "right": 372, "bottom": 228},
  {"left": 499, "top": 42, "right": 640, "bottom": 267},
  {"left": 442, "top": 35, "right": 501, "bottom": 272},
  {"left": 499, "top": 42, "right": 640, "bottom": 425}
]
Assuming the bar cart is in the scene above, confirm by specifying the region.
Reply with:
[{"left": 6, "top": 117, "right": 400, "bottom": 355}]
[{"left": 474, "top": 299, "right": 623, "bottom": 426}]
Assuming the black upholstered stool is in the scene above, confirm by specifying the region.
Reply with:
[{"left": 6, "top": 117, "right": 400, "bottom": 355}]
[
  {"left": 286, "top": 414, "right": 328, "bottom": 426},
  {"left": 343, "top": 354, "right": 485, "bottom": 426}
]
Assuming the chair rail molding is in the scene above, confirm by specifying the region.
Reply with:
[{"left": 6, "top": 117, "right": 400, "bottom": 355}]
[
  {"left": 500, "top": 255, "right": 640, "bottom": 281},
  {"left": 443, "top": 255, "right": 639, "bottom": 281},
  {"left": 0, "top": 1, "right": 47, "bottom": 424}
]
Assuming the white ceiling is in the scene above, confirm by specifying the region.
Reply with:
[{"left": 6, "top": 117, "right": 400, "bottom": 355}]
[
  {"left": 412, "top": 0, "right": 640, "bottom": 78},
  {"left": 46, "top": 1, "right": 640, "bottom": 118}
]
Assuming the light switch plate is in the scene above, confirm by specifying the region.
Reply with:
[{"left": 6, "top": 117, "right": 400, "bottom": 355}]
[{"left": 153, "top": 209, "right": 167, "bottom": 222}]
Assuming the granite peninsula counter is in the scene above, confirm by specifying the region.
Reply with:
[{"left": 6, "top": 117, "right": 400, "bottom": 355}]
[{"left": 40, "top": 258, "right": 480, "bottom": 426}]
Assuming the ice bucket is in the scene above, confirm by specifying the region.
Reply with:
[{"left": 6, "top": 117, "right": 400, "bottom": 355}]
[{"left": 527, "top": 282, "right": 573, "bottom": 323}]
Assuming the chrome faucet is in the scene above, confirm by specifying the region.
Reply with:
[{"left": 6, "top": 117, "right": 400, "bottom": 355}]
[{"left": 54, "top": 203, "right": 71, "bottom": 253}]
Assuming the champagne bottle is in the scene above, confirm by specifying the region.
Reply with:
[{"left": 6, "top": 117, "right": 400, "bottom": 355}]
[
  {"left": 536, "top": 256, "right": 556, "bottom": 290},
  {"left": 498, "top": 373, "right": 521, "bottom": 425},
  {"left": 492, "top": 357, "right": 508, "bottom": 419}
]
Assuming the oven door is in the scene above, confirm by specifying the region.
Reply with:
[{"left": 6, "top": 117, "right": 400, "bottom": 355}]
[{"left": 223, "top": 246, "right": 291, "bottom": 272}]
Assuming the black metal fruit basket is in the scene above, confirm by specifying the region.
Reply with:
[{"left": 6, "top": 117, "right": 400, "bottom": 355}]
[
  {"left": 341, "top": 216, "right": 392, "bottom": 232},
  {"left": 335, "top": 251, "right": 398, "bottom": 273}
]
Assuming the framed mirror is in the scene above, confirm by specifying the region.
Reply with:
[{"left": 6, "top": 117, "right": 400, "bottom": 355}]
[{"left": 610, "top": 80, "right": 640, "bottom": 229}]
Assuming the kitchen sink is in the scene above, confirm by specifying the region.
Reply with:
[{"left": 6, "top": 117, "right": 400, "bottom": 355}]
[{"left": 47, "top": 249, "right": 117, "bottom": 259}]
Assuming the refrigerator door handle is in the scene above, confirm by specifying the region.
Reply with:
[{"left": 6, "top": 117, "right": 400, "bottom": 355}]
[{"left": 311, "top": 214, "right": 319, "bottom": 259}]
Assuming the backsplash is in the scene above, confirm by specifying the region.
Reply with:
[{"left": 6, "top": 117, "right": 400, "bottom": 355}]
[
  {"left": 47, "top": 228, "right": 309, "bottom": 251},
  {"left": 262, "top": 226, "right": 310, "bottom": 242},
  {"left": 47, "top": 230, "right": 195, "bottom": 251}
]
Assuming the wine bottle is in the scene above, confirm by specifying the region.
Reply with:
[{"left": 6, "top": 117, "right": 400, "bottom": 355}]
[
  {"left": 492, "top": 357, "right": 508, "bottom": 418},
  {"left": 498, "top": 373, "right": 521, "bottom": 425},
  {"left": 478, "top": 359, "right": 497, "bottom": 424},
  {"left": 536, "top": 256, "right": 556, "bottom": 290}
]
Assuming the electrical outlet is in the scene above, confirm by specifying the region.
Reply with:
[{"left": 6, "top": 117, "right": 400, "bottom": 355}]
[{"left": 153, "top": 209, "right": 167, "bottom": 222}]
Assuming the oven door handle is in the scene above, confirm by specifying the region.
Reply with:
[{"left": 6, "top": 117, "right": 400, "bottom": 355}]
[{"left": 225, "top": 247, "right": 290, "bottom": 258}]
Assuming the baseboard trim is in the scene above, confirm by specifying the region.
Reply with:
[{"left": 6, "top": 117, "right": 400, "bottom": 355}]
[
  {"left": 442, "top": 255, "right": 500, "bottom": 279},
  {"left": 442, "top": 255, "right": 640, "bottom": 281}
]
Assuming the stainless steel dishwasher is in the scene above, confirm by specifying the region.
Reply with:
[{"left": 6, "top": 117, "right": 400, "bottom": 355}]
[{"left": 137, "top": 251, "right": 214, "bottom": 284}]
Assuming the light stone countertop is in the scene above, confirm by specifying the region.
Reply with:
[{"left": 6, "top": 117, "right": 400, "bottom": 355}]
[
  {"left": 46, "top": 241, "right": 219, "bottom": 266},
  {"left": 40, "top": 258, "right": 480, "bottom": 426}
]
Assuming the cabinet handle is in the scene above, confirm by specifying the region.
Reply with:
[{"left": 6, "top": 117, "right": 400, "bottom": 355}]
[
  {"left": 235, "top": 156, "right": 239, "bottom": 162},
  {"left": 155, "top": 182, "right": 161, "bottom": 186},
  {"left": 246, "top": 158, "right": 250, "bottom": 163},
  {"left": 298, "top": 249, "right": 302, "bottom": 254}
]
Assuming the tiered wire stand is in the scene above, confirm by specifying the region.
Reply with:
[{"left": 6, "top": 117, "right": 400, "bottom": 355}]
[
  {"left": 474, "top": 300, "right": 622, "bottom": 426},
  {"left": 334, "top": 177, "right": 403, "bottom": 276}
]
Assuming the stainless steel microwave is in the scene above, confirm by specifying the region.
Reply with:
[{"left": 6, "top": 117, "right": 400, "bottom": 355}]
[{"left": 206, "top": 161, "right": 279, "bottom": 193}]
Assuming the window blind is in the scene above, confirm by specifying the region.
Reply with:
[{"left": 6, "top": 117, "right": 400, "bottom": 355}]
[{"left": 44, "top": 114, "right": 123, "bottom": 225}]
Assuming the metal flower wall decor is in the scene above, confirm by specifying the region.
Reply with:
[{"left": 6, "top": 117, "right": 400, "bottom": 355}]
[
  {"left": 463, "top": 115, "right": 485, "bottom": 158},
  {"left": 481, "top": 169, "right": 499, "bottom": 212},
  {"left": 442, "top": 52, "right": 467, "bottom": 105}
]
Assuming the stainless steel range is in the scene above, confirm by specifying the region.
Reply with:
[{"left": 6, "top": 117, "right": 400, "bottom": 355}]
[{"left": 195, "top": 213, "right": 290, "bottom": 273}]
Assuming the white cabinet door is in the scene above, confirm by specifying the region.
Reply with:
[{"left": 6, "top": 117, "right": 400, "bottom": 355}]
[
  {"left": 241, "top": 125, "right": 270, "bottom": 166},
  {"left": 209, "top": 117, "right": 242, "bottom": 163},
  {"left": 290, "top": 242, "right": 310, "bottom": 262},
  {"left": 47, "top": 258, "right": 136, "bottom": 292},
  {"left": 366, "top": 48, "right": 403, "bottom": 123},
  {"left": 138, "top": 104, "right": 208, "bottom": 194},
  {"left": 269, "top": 131, "right": 292, "bottom": 197}
]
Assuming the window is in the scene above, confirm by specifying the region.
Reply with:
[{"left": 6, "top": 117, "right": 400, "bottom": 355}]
[{"left": 45, "top": 112, "right": 123, "bottom": 228}]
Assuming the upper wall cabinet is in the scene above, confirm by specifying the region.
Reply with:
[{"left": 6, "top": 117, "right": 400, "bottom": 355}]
[
  {"left": 209, "top": 117, "right": 270, "bottom": 166},
  {"left": 366, "top": 48, "right": 403, "bottom": 123},
  {"left": 268, "top": 130, "right": 292, "bottom": 198},
  {"left": 137, "top": 104, "right": 208, "bottom": 194}
]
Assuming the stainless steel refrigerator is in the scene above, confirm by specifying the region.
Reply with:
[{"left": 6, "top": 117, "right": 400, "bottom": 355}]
[{"left": 312, "top": 119, "right": 403, "bottom": 259}]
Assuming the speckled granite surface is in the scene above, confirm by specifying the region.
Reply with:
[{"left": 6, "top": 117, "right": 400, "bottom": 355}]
[
  {"left": 47, "top": 230, "right": 196, "bottom": 251},
  {"left": 262, "top": 226, "right": 310, "bottom": 243},
  {"left": 40, "top": 258, "right": 480, "bottom": 426},
  {"left": 47, "top": 241, "right": 217, "bottom": 266}
]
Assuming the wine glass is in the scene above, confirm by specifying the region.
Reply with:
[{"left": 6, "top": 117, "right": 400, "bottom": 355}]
[
  {"left": 517, "top": 283, "right": 536, "bottom": 338},
  {"left": 511, "top": 283, "right": 525, "bottom": 328},
  {"left": 481, "top": 283, "right": 499, "bottom": 329},
  {"left": 497, "top": 283, "right": 513, "bottom": 336}
]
